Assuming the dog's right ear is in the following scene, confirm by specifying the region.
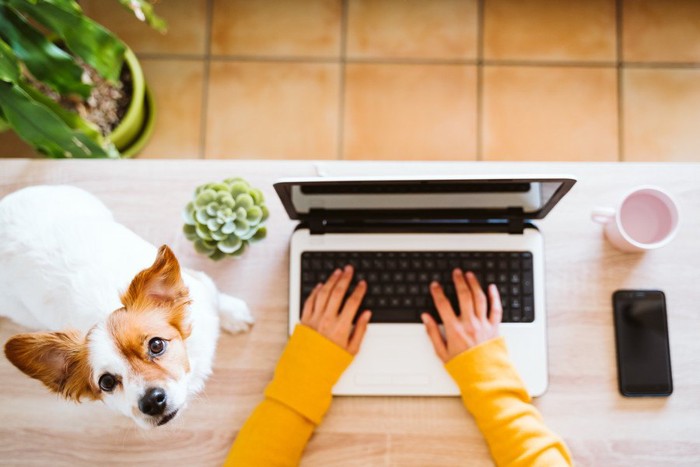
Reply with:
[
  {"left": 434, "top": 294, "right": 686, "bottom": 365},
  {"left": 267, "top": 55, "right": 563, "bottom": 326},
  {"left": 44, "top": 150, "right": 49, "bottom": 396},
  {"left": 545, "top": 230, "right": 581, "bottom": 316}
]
[{"left": 4, "top": 331, "right": 98, "bottom": 402}]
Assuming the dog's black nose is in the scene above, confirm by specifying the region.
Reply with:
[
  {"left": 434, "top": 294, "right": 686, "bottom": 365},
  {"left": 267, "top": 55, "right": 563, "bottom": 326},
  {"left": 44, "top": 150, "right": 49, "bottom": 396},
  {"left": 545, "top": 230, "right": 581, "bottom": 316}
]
[{"left": 139, "top": 387, "right": 167, "bottom": 416}]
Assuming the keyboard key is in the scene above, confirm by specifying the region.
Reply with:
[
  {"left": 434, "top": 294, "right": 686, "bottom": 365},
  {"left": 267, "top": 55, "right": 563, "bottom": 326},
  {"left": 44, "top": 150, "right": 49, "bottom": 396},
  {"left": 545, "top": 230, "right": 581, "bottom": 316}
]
[
  {"left": 523, "top": 296, "right": 534, "bottom": 321},
  {"left": 523, "top": 272, "right": 534, "bottom": 294}
]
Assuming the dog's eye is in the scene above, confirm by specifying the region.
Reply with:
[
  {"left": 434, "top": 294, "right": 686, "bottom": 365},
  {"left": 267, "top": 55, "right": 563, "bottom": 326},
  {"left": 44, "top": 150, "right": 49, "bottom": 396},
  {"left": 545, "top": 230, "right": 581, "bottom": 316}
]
[
  {"left": 148, "top": 337, "right": 167, "bottom": 357},
  {"left": 99, "top": 374, "right": 117, "bottom": 392}
]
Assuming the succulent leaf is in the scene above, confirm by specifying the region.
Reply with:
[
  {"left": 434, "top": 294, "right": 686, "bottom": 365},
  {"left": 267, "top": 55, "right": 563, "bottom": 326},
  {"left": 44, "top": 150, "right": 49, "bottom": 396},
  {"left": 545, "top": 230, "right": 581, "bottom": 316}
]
[
  {"left": 194, "top": 189, "right": 217, "bottom": 208},
  {"left": 195, "top": 223, "right": 212, "bottom": 241},
  {"left": 183, "top": 224, "right": 198, "bottom": 241},
  {"left": 182, "top": 202, "right": 196, "bottom": 225},
  {"left": 251, "top": 226, "right": 267, "bottom": 241},
  {"left": 194, "top": 238, "right": 215, "bottom": 255},
  {"left": 235, "top": 193, "right": 254, "bottom": 210},
  {"left": 218, "top": 236, "right": 242, "bottom": 254},
  {"left": 246, "top": 205, "right": 263, "bottom": 225},
  {"left": 230, "top": 181, "right": 248, "bottom": 197}
]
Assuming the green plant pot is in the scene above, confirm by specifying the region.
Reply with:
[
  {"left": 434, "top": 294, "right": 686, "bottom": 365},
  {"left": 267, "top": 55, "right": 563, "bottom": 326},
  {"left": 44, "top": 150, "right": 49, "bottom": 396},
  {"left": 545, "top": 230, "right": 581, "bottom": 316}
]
[
  {"left": 110, "top": 48, "right": 150, "bottom": 155},
  {"left": 119, "top": 85, "right": 156, "bottom": 158}
]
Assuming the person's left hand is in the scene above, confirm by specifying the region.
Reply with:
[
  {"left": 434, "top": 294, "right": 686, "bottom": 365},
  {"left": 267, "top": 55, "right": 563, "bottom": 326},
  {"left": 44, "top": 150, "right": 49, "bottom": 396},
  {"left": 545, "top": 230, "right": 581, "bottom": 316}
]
[{"left": 301, "top": 265, "right": 372, "bottom": 355}]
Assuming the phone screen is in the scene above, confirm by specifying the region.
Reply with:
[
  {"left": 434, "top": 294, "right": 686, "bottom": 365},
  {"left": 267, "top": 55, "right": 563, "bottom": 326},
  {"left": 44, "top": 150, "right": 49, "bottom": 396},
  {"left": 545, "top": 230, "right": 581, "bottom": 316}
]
[{"left": 613, "top": 290, "right": 672, "bottom": 396}]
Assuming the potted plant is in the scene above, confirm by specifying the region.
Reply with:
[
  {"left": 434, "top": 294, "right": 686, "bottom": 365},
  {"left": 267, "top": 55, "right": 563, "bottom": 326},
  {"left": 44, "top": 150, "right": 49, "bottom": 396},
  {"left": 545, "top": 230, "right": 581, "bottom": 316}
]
[
  {"left": 0, "top": 0, "right": 165, "bottom": 158},
  {"left": 183, "top": 178, "right": 270, "bottom": 261}
]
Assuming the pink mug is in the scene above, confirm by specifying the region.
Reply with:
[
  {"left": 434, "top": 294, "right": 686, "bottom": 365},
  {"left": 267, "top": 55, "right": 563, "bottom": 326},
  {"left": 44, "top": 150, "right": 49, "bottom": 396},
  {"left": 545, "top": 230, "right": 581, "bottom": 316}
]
[{"left": 591, "top": 186, "right": 679, "bottom": 252}]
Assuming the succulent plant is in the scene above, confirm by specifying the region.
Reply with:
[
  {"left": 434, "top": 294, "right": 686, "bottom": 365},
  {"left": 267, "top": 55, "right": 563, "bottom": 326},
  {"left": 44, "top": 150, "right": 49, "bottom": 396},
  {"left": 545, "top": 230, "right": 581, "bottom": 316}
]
[{"left": 182, "top": 178, "right": 269, "bottom": 260}]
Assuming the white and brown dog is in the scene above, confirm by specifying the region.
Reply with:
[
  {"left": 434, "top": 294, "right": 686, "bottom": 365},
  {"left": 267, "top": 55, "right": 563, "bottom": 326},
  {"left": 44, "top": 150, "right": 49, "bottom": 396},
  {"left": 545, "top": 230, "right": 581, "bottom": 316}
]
[{"left": 0, "top": 185, "right": 253, "bottom": 428}]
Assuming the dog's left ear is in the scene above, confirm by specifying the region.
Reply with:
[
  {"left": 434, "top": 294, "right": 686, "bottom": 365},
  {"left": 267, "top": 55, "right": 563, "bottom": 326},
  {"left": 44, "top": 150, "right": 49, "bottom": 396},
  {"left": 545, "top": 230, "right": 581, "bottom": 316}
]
[
  {"left": 122, "top": 245, "right": 189, "bottom": 307},
  {"left": 4, "top": 331, "right": 98, "bottom": 401}
]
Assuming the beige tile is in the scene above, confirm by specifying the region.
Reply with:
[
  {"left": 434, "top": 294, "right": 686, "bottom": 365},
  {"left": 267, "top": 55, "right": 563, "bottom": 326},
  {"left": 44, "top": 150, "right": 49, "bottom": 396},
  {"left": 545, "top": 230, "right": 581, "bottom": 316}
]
[
  {"left": 137, "top": 59, "right": 204, "bottom": 159},
  {"left": 623, "top": 0, "right": 700, "bottom": 63},
  {"left": 0, "top": 130, "right": 37, "bottom": 158},
  {"left": 623, "top": 69, "right": 700, "bottom": 161},
  {"left": 343, "top": 64, "right": 476, "bottom": 160},
  {"left": 346, "top": 0, "right": 478, "bottom": 60},
  {"left": 205, "top": 62, "right": 339, "bottom": 159},
  {"left": 81, "top": 0, "right": 207, "bottom": 55},
  {"left": 484, "top": 0, "right": 616, "bottom": 61},
  {"left": 482, "top": 66, "right": 618, "bottom": 161},
  {"left": 212, "top": 0, "right": 341, "bottom": 58}
]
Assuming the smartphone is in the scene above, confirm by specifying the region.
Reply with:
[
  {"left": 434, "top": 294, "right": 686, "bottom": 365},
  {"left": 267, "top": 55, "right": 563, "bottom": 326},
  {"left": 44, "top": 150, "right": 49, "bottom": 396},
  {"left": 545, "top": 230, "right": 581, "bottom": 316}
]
[{"left": 613, "top": 290, "right": 673, "bottom": 397}]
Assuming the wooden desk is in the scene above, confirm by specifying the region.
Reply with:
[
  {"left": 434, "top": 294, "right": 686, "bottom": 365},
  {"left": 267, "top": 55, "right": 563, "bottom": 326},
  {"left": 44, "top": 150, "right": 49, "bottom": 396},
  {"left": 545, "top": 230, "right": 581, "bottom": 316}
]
[{"left": 0, "top": 160, "right": 699, "bottom": 466}]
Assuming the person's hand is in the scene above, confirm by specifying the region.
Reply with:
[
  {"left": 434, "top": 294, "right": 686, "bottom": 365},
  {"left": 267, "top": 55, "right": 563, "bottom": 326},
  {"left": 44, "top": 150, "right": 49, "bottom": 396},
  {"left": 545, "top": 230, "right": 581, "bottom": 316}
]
[
  {"left": 301, "top": 265, "right": 372, "bottom": 355},
  {"left": 421, "top": 269, "right": 503, "bottom": 363}
]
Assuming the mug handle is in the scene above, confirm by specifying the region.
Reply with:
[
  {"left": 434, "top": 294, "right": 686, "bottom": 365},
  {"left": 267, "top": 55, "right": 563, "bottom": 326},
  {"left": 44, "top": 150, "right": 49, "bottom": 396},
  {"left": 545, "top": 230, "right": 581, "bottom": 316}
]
[{"left": 591, "top": 207, "right": 616, "bottom": 224}]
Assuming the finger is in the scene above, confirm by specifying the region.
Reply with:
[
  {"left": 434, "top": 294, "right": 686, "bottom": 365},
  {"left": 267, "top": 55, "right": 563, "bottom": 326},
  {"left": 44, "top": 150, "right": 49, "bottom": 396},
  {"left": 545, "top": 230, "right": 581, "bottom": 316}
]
[
  {"left": 301, "top": 284, "right": 321, "bottom": 324},
  {"left": 314, "top": 268, "right": 342, "bottom": 316},
  {"left": 339, "top": 280, "right": 367, "bottom": 328},
  {"left": 323, "top": 265, "right": 355, "bottom": 321},
  {"left": 452, "top": 268, "right": 475, "bottom": 322},
  {"left": 466, "top": 272, "right": 488, "bottom": 320},
  {"left": 347, "top": 311, "right": 372, "bottom": 355},
  {"left": 430, "top": 282, "right": 457, "bottom": 325},
  {"left": 488, "top": 284, "right": 503, "bottom": 326},
  {"left": 421, "top": 313, "right": 449, "bottom": 362}
]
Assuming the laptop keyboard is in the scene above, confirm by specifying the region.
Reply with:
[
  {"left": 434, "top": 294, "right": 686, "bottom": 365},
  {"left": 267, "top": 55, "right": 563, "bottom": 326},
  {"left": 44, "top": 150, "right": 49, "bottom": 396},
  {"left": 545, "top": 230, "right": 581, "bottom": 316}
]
[{"left": 300, "top": 251, "right": 534, "bottom": 324}]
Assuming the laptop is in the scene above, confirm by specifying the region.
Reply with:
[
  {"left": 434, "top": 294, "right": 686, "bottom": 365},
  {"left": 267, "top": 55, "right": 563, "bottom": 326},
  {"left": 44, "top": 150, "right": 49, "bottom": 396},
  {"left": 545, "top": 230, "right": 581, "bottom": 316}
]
[{"left": 274, "top": 175, "right": 576, "bottom": 397}]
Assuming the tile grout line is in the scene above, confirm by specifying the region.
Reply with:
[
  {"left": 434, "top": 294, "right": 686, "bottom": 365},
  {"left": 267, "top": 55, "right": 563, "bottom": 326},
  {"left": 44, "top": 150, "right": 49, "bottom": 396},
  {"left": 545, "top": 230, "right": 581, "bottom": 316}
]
[
  {"left": 198, "top": 0, "right": 214, "bottom": 160},
  {"left": 616, "top": 0, "right": 624, "bottom": 162},
  {"left": 137, "top": 52, "right": 700, "bottom": 69},
  {"left": 337, "top": 0, "right": 349, "bottom": 161},
  {"left": 476, "top": 0, "right": 485, "bottom": 161}
]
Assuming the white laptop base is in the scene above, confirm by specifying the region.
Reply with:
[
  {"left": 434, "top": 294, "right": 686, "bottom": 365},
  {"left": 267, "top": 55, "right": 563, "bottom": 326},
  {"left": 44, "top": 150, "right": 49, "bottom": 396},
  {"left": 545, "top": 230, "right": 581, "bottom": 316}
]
[{"left": 289, "top": 228, "right": 548, "bottom": 397}]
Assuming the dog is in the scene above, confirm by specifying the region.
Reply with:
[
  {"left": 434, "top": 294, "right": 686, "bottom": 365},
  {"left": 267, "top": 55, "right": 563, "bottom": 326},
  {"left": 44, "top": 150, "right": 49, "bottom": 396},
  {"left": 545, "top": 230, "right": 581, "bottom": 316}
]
[{"left": 0, "top": 185, "right": 253, "bottom": 428}]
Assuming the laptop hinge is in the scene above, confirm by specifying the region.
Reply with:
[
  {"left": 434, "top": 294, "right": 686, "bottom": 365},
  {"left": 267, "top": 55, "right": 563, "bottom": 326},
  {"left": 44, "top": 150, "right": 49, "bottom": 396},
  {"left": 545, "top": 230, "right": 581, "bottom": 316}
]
[
  {"left": 506, "top": 208, "right": 525, "bottom": 234},
  {"left": 309, "top": 218, "right": 327, "bottom": 235}
]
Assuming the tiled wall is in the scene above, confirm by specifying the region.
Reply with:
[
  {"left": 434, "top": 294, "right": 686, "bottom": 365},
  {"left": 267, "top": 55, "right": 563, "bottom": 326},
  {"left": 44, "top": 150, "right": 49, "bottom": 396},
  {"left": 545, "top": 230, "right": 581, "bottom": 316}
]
[{"left": 1, "top": 0, "right": 699, "bottom": 161}]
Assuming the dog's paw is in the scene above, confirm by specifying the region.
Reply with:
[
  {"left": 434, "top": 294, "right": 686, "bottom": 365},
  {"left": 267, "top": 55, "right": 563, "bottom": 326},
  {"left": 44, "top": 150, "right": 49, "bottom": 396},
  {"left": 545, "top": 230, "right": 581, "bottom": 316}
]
[{"left": 218, "top": 293, "right": 254, "bottom": 334}]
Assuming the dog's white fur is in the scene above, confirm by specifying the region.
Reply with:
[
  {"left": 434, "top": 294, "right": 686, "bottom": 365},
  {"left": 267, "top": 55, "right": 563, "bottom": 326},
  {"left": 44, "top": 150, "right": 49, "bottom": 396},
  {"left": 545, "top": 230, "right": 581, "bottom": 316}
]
[{"left": 0, "top": 185, "right": 253, "bottom": 427}]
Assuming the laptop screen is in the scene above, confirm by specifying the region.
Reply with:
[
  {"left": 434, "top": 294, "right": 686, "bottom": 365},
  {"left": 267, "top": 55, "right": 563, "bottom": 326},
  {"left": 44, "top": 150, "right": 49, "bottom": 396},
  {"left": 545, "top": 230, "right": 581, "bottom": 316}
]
[{"left": 275, "top": 176, "right": 576, "bottom": 220}]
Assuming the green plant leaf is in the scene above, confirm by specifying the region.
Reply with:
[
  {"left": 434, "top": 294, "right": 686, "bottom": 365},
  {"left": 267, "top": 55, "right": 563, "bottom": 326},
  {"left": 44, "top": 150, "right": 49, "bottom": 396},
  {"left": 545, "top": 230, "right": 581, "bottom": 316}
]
[
  {"left": 0, "top": 5, "right": 91, "bottom": 97},
  {"left": 218, "top": 236, "right": 242, "bottom": 254},
  {"left": 117, "top": 0, "right": 167, "bottom": 33},
  {"left": 246, "top": 205, "right": 263, "bottom": 226},
  {"left": 182, "top": 202, "right": 196, "bottom": 225},
  {"left": 209, "top": 248, "right": 227, "bottom": 261},
  {"left": 0, "top": 39, "right": 19, "bottom": 83},
  {"left": 251, "top": 226, "right": 267, "bottom": 242},
  {"left": 195, "top": 223, "right": 212, "bottom": 241},
  {"left": 0, "top": 81, "right": 113, "bottom": 158},
  {"left": 221, "top": 220, "right": 236, "bottom": 235},
  {"left": 9, "top": 0, "right": 126, "bottom": 82},
  {"left": 194, "top": 238, "right": 216, "bottom": 255},
  {"left": 41, "top": 0, "right": 82, "bottom": 14},
  {"left": 234, "top": 218, "right": 250, "bottom": 236},
  {"left": 195, "top": 189, "right": 217, "bottom": 208},
  {"left": 230, "top": 181, "right": 249, "bottom": 197},
  {"left": 182, "top": 224, "right": 198, "bottom": 241}
]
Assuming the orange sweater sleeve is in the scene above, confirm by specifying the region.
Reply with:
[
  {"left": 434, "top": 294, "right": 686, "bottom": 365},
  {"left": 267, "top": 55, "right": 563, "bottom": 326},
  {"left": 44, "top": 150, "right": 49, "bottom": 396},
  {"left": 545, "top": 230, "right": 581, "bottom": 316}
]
[
  {"left": 445, "top": 336, "right": 573, "bottom": 466},
  {"left": 224, "top": 324, "right": 353, "bottom": 466}
]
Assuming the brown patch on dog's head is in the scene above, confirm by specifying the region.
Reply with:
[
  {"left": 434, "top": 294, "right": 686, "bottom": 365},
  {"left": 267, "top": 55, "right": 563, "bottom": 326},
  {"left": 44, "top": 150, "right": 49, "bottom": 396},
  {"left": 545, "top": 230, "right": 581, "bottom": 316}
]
[
  {"left": 107, "top": 307, "right": 191, "bottom": 384},
  {"left": 4, "top": 330, "right": 99, "bottom": 401},
  {"left": 110, "top": 245, "right": 192, "bottom": 385},
  {"left": 121, "top": 245, "right": 191, "bottom": 339}
]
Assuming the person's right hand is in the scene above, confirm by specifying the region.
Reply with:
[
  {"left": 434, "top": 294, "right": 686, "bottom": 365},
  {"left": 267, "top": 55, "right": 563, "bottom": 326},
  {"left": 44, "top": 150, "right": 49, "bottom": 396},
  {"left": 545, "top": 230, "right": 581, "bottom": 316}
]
[
  {"left": 301, "top": 265, "right": 372, "bottom": 355},
  {"left": 421, "top": 269, "right": 503, "bottom": 363}
]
